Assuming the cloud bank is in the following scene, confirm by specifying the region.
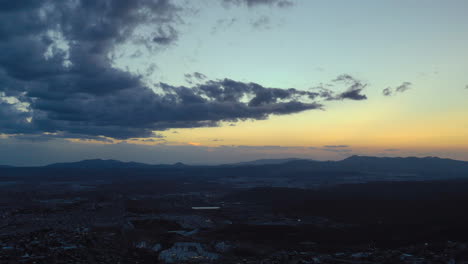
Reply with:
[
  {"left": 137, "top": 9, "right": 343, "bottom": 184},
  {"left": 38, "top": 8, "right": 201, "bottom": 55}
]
[{"left": 0, "top": 0, "right": 366, "bottom": 140}]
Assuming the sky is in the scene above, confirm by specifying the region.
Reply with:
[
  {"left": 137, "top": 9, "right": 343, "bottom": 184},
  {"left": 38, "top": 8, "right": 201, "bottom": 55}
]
[{"left": 0, "top": 0, "right": 467, "bottom": 166}]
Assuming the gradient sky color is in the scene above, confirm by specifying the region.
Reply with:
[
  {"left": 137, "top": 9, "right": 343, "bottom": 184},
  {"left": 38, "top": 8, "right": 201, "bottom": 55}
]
[{"left": 0, "top": 0, "right": 467, "bottom": 165}]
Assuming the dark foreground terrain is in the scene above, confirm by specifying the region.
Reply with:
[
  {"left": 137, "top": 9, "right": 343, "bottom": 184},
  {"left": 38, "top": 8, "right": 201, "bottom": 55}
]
[{"left": 1, "top": 156, "right": 468, "bottom": 263}]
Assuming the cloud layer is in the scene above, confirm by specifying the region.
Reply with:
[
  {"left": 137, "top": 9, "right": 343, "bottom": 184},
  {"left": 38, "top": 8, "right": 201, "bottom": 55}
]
[{"left": 0, "top": 0, "right": 366, "bottom": 140}]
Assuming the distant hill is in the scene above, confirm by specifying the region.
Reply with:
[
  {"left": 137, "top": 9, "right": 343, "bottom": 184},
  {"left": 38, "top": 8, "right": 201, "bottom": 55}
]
[
  {"left": 46, "top": 158, "right": 313, "bottom": 169},
  {"left": 335, "top": 155, "right": 468, "bottom": 174},
  {"left": 44, "top": 159, "right": 187, "bottom": 169},
  {"left": 224, "top": 158, "right": 309, "bottom": 167},
  {"left": 17, "top": 155, "right": 468, "bottom": 176},
  {"left": 255, "top": 155, "right": 468, "bottom": 175},
  {"left": 45, "top": 159, "right": 153, "bottom": 169},
  {"left": 0, "top": 165, "right": 13, "bottom": 168}
]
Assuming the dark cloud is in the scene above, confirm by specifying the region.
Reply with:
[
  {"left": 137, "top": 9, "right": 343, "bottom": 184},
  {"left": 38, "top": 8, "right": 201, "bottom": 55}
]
[
  {"left": 382, "top": 87, "right": 392, "bottom": 96},
  {"left": 223, "top": 0, "right": 294, "bottom": 8},
  {"left": 0, "top": 1, "right": 366, "bottom": 140},
  {"left": 152, "top": 25, "right": 178, "bottom": 45},
  {"left": 0, "top": 73, "right": 365, "bottom": 139},
  {"left": 0, "top": 99, "right": 33, "bottom": 134},
  {"left": 332, "top": 74, "right": 367, "bottom": 100},
  {"left": 383, "top": 82, "right": 412, "bottom": 96},
  {"left": 465, "top": 85, "right": 468, "bottom": 89},
  {"left": 337, "top": 89, "right": 367, "bottom": 100},
  {"left": 140, "top": 138, "right": 166, "bottom": 143},
  {"left": 10, "top": 133, "right": 114, "bottom": 143},
  {"left": 0, "top": 0, "right": 179, "bottom": 139}
]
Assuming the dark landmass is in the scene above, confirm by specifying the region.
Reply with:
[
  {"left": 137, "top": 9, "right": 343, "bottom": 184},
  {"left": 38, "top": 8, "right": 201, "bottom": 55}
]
[
  {"left": 221, "top": 158, "right": 306, "bottom": 167},
  {"left": 35, "top": 155, "right": 468, "bottom": 174},
  {"left": 1, "top": 156, "right": 468, "bottom": 263},
  {"left": 45, "top": 159, "right": 188, "bottom": 169}
]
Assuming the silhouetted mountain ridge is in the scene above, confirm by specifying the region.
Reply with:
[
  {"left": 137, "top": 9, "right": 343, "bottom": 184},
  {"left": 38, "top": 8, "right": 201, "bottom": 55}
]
[
  {"left": 40, "top": 156, "right": 468, "bottom": 175},
  {"left": 223, "top": 158, "right": 309, "bottom": 167},
  {"left": 335, "top": 155, "right": 468, "bottom": 173},
  {"left": 45, "top": 159, "right": 186, "bottom": 169}
]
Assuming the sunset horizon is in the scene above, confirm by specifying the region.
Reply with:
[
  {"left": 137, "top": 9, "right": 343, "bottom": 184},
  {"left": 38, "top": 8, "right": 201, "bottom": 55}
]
[{"left": 1, "top": 0, "right": 467, "bottom": 164}]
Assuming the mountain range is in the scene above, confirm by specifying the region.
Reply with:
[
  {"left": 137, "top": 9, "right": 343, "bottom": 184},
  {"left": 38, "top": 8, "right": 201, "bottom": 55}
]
[
  {"left": 0, "top": 155, "right": 463, "bottom": 175},
  {"left": 43, "top": 159, "right": 187, "bottom": 169}
]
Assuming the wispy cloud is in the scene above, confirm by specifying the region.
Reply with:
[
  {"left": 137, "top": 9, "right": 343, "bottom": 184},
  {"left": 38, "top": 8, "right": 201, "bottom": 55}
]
[
  {"left": 321, "top": 145, "right": 352, "bottom": 153},
  {"left": 184, "top": 72, "right": 207, "bottom": 84},
  {"left": 384, "top": 148, "right": 400, "bottom": 152},
  {"left": 332, "top": 75, "right": 367, "bottom": 100},
  {"left": 383, "top": 82, "right": 413, "bottom": 96},
  {"left": 223, "top": 0, "right": 294, "bottom": 8},
  {"left": 211, "top": 18, "right": 237, "bottom": 34},
  {"left": 251, "top": 16, "right": 271, "bottom": 30},
  {"left": 323, "top": 145, "right": 349, "bottom": 148}
]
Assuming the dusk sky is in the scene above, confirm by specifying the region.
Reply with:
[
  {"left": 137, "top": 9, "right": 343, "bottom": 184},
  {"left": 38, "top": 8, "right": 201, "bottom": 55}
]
[{"left": 0, "top": 0, "right": 467, "bottom": 166}]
